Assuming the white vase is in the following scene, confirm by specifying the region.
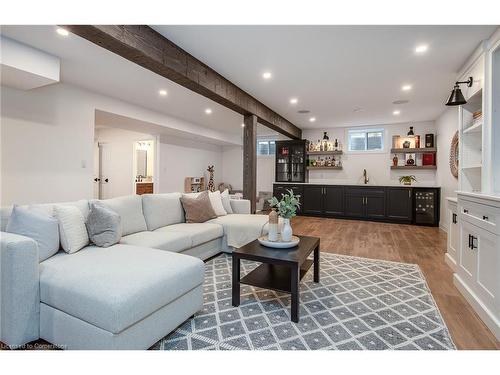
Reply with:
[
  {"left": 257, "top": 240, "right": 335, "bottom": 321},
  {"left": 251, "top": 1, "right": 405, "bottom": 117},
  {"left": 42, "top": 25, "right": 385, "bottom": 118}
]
[{"left": 281, "top": 218, "right": 293, "bottom": 242}]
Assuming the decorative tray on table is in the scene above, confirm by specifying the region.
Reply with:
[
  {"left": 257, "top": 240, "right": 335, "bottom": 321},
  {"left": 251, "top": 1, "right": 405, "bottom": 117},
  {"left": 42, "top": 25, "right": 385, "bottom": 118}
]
[{"left": 257, "top": 235, "right": 300, "bottom": 249}]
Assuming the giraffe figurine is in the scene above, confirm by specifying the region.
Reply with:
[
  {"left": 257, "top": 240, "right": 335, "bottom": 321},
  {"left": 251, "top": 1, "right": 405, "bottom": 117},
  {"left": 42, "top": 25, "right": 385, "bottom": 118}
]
[{"left": 206, "top": 165, "right": 215, "bottom": 192}]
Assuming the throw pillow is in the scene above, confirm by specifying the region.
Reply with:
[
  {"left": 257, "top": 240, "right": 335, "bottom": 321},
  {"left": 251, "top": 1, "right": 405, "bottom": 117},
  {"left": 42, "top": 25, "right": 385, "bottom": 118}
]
[
  {"left": 6, "top": 205, "right": 60, "bottom": 262},
  {"left": 86, "top": 202, "right": 122, "bottom": 247},
  {"left": 54, "top": 205, "right": 89, "bottom": 254},
  {"left": 208, "top": 190, "right": 227, "bottom": 216},
  {"left": 180, "top": 191, "right": 218, "bottom": 223},
  {"left": 220, "top": 189, "right": 233, "bottom": 214}
]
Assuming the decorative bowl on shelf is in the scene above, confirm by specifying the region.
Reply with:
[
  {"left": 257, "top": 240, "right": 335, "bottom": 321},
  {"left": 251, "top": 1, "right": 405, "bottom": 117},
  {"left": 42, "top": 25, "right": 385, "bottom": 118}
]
[{"left": 258, "top": 235, "right": 300, "bottom": 249}]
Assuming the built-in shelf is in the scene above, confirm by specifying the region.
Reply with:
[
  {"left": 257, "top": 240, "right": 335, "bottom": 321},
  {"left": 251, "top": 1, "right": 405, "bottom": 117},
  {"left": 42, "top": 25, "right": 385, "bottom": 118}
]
[
  {"left": 390, "top": 147, "right": 437, "bottom": 154},
  {"left": 307, "top": 166, "right": 343, "bottom": 170},
  {"left": 462, "top": 164, "right": 482, "bottom": 170},
  {"left": 390, "top": 165, "right": 437, "bottom": 170},
  {"left": 306, "top": 150, "right": 343, "bottom": 155},
  {"left": 463, "top": 121, "right": 483, "bottom": 134}
]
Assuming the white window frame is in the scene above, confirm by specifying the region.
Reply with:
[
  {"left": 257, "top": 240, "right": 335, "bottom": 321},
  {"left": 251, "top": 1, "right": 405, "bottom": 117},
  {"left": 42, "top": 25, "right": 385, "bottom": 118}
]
[
  {"left": 345, "top": 127, "right": 386, "bottom": 154},
  {"left": 256, "top": 139, "right": 276, "bottom": 157}
]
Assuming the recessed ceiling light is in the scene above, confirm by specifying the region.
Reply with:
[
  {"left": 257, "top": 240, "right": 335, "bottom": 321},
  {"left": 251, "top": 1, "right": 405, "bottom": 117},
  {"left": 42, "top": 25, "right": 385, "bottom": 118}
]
[
  {"left": 205, "top": 108, "right": 212, "bottom": 114},
  {"left": 309, "top": 117, "right": 316, "bottom": 122},
  {"left": 402, "top": 85, "right": 412, "bottom": 91},
  {"left": 262, "top": 72, "right": 272, "bottom": 79},
  {"left": 241, "top": 123, "right": 245, "bottom": 128},
  {"left": 289, "top": 98, "right": 298, "bottom": 104},
  {"left": 158, "top": 89, "right": 167, "bottom": 96},
  {"left": 393, "top": 110, "right": 401, "bottom": 115},
  {"left": 415, "top": 44, "right": 428, "bottom": 54},
  {"left": 56, "top": 28, "right": 69, "bottom": 36}
]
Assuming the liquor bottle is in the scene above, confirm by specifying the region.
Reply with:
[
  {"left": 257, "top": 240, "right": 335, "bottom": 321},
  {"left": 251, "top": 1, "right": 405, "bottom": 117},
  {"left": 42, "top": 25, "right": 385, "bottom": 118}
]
[{"left": 334, "top": 139, "right": 338, "bottom": 150}]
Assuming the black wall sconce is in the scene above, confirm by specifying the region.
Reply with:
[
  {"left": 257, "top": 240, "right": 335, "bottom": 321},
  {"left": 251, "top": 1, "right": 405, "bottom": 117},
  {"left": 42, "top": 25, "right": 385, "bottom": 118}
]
[{"left": 445, "top": 77, "right": 473, "bottom": 106}]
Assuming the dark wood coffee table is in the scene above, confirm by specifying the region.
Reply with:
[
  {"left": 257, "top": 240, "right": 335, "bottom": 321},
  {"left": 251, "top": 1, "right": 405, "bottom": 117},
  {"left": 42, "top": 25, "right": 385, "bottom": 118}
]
[{"left": 232, "top": 235, "right": 320, "bottom": 323}]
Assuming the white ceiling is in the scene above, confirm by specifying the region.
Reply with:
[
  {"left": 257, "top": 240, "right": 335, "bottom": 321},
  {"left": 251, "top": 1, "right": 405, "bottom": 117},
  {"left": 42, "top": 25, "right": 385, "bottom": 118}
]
[
  {"left": 152, "top": 25, "right": 497, "bottom": 129},
  {"left": 0, "top": 25, "right": 245, "bottom": 136}
]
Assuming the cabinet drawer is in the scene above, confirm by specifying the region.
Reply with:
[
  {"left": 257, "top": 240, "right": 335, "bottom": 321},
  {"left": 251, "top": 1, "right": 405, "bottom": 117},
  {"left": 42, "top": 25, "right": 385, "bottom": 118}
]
[{"left": 459, "top": 199, "right": 499, "bottom": 235}]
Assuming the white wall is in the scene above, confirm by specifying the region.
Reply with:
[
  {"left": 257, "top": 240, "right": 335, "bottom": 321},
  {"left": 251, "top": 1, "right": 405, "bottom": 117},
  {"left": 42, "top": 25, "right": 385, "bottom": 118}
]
[
  {"left": 221, "top": 146, "right": 243, "bottom": 191},
  {"left": 435, "top": 108, "right": 459, "bottom": 231},
  {"left": 1, "top": 84, "right": 95, "bottom": 205},
  {"left": 1, "top": 83, "right": 241, "bottom": 205},
  {"left": 94, "top": 127, "right": 154, "bottom": 198},
  {"left": 159, "top": 136, "right": 223, "bottom": 193},
  {"left": 302, "top": 121, "right": 438, "bottom": 186},
  {"left": 220, "top": 144, "right": 276, "bottom": 193}
]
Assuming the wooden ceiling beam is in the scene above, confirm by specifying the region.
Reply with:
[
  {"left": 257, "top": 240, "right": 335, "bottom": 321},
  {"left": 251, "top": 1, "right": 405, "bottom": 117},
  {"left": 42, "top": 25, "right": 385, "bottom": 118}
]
[{"left": 63, "top": 25, "right": 302, "bottom": 140}]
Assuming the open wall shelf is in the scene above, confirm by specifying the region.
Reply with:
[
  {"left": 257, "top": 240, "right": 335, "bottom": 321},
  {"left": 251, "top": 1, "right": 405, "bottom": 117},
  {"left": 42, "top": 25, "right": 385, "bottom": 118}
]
[
  {"left": 390, "top": 165, "right": 437, "bottom": 170},
  {"left": 391, "top": 147, "right": 436, "bottom": 154}
]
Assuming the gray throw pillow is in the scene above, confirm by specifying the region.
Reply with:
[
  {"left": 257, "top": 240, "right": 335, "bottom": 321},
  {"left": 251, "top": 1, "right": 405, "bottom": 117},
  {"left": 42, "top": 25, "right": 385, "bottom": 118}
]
[
  {"left": 6, "top": 205, "right": 60, "bottom": 262},
  {"left": 85, "top": 202, "right": 122, "bottom": 247}
]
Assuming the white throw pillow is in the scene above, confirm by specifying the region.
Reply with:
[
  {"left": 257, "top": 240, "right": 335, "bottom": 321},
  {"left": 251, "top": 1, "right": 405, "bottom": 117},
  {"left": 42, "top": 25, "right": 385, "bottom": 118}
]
[
  {"left": 208, "top": 190, "right": 227, "bottom": 216},
  {"left": 54, "top": 205, "right": 89, "bottom": 254},
  {"left": 220, "top": 189, "right": 233, "bottom": 214}
]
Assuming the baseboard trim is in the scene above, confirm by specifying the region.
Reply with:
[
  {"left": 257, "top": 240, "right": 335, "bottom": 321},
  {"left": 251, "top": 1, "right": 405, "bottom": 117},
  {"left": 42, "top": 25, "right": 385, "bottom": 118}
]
[
  {"left": 453, "top": 273, "right": 500, "bottom": 341},
  {"left": 444, "top": 253, "right": 457, "bottom": 271}
]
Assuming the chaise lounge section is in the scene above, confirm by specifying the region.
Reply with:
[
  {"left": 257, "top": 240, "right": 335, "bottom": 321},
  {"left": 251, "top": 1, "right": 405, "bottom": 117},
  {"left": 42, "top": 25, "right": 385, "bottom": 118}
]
[{"left": 0, "top": 192, "right": 270, "bottom": 349}]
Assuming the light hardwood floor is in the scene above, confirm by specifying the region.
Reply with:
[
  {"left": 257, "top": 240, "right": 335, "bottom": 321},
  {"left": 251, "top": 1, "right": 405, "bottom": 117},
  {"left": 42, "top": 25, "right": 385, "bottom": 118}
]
[
  {"left": 291, "top": 215, "right": 499, "bottom": 350},
  {"left": 2, "top": 216, "right": 498, "bottom": 350}
]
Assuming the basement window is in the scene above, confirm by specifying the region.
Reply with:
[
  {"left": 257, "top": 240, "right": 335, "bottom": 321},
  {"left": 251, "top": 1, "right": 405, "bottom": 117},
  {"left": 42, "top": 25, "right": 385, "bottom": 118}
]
[
  {"left": 347, "top": 128, "right": 384, "bottom": 152},
  {"left": 257, "top": 140, "right": 276, "bottom": 156}
]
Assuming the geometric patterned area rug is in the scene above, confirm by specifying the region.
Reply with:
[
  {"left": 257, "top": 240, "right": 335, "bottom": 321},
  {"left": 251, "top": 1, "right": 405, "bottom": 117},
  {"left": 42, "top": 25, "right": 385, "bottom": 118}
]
[{"left": 153, "top": 252, "right": 456, "bottom": 350}]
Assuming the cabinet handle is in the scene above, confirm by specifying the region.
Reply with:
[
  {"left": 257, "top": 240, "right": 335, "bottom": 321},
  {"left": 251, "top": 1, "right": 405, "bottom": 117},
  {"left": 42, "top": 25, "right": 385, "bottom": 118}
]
[
  {"left": 366, "top": 197, "right": 368, "bottom": 205},
  {"left": 471, "top": 236, "right": 477, "bottom": 250},
  {"left": 463, "top": 209, "right": 468, "bottom": 214},
  {"left": 483, "top": 215, "right": 488, "bottom": 221},
  {"left": 468, "top": 234, "right": 472, "bottom": 249},
  {"left": 408, "top": 190, "right": 411, "bottom": 198},
  {"left": 452, "top": 213, "right": 457, "bottom": 224}
]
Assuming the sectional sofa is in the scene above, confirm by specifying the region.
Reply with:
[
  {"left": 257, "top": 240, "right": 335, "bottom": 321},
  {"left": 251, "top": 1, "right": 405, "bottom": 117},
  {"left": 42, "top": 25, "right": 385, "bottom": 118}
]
[{"left": 0, "top": 193, "right": 270, "bottom": 350}]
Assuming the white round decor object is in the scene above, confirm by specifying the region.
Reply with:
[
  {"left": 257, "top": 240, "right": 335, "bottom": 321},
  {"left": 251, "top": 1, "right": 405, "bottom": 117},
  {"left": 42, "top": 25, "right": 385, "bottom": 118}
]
[{"left": 258, "top": 235, "right": 300, "bottom": 249}]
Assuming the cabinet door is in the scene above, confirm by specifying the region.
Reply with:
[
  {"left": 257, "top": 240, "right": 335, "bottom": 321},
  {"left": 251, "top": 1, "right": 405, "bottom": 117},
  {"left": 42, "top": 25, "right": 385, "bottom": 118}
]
[
  {"left": 365, "top": 195, "right": 386, "bottom": 219},
  {"left": 475, "top": 226, "right": 498, "bottom": 309},
  {"left": 324, "top": 186, "right": 344, "bottom": 216},
  {"left": 448, "top": 207, "right": 459, "bottom": 261},
  {"left": 459, "top": 220, "right": 479, "bottom": 284},
  {"left": 302, "top": 186, "right": 324, "bottom": 215},
  {"left": 273, "top": 185, "right": 287, "bottom": 199},
  {"left": 386, "top": 187, "right": 412, "bottom": 221},
  {"left": 345, "top": 193, "right": 365, "bottom": 218}
]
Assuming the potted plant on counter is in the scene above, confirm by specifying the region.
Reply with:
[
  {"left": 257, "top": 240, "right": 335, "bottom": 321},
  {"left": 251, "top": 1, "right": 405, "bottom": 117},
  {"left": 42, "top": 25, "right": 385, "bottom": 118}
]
[
  {"left": 268, "top": 189, "right": 301, "bottom": 242},
  {"left": 399, "top": 175, "right": 417, "bottom": 186}
]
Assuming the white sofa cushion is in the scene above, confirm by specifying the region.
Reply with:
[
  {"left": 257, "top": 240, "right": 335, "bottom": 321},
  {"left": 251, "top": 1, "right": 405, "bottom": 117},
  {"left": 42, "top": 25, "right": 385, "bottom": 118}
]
[
  {"left": 5, "top": 205, "right": 59, "bottom": 262},
  {"left": 154, "top": 223, "right": 223, "bottom": 247},
  {"left": 208, "top": 191, "right": 227, "bottom": 216},
  {"left": 95, "top": 195, "right": 147, "bottom": 236},
  {"left": 39, "top": 244, "right": 204, "bottom": 334},
  {"left": 141, "top": 193, "right": 184, "bottom": 231},
  {"left": 120, "top": 231, "right": 191, "bottom": 253},
  {"left": 1, "top": 200, "right": 89, "bottom": 232},
  {"left": 54, "top": 205, "right": 89, "bottom": 254},
  {"left": 220, "top": 189, "right": 233, "bottom": 214}
]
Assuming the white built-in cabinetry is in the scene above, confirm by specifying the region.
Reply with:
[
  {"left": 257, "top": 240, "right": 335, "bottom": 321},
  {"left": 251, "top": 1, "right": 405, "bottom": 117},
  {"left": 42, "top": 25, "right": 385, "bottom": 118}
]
[
  {"left": 454, "top": 193, "right": 499, "bottom": 340},
  {"left": 446, "top": 30, "right": 500, "bottom": 341}
]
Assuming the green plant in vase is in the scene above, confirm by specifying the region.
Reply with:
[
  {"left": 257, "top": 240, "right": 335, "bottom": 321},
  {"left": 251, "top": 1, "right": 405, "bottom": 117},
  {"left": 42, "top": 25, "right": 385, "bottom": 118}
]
[
  {"left": 399, "top": 175, "right": 417, "bottom": 186},
  {"left": 268, "top": 189, "right": 301, "bottom": 242}
]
